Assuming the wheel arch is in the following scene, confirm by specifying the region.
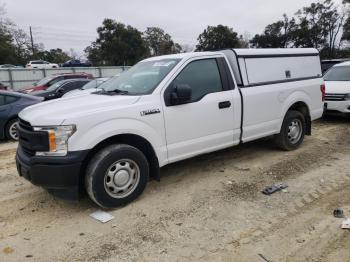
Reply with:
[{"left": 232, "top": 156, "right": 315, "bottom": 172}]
[
  {"left": 80, "top": 133, "right": 160, "bottom": 191},
  {"left": 286, "top": 101, "right": 311, "bottom": 135}
]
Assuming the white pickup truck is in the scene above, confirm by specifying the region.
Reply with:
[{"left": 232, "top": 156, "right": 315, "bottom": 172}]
[{"left": 16, "top": 49, "right": 324, "bottom": 208}]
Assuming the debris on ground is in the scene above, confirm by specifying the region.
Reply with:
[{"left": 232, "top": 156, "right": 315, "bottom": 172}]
[
  {"left": 89, "top": 210, "right": 114, "bottom": 223},
  {"left": 3, "top": 247, "right": 14, "bottom": 254},
  {"left": 262, "top": 183, "right": 288, "bottom": 195},
  {"left": 341, "top": 219, "right": 350, "bottom": 229},
  {"left": 258, "top": 253, "right": 271, "bottom": 262},
  {"left": 333, "top": 208, "right": 345, "bottom": 218}
]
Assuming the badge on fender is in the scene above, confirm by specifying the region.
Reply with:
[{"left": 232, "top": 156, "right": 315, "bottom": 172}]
[{"left": 140, "top": 109, "right": 161, "bottom": 116}]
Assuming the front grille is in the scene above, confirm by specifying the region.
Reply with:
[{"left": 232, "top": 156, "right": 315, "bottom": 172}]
[
  {"left": 18, "top": 118, "right": 49, "bottom": 156},
  {"left": 19, "top": 118, "right": 33, "bottom": 131},
  {"left": 18, "top": 118, "right": 35, "bottom": 156},
  {"left": 325, "top": 93, "right": 347, "bottom": 101}
]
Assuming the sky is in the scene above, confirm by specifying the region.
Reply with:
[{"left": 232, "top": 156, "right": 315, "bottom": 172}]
[{"left": 3, "top": 0, "right": 344, "bottom": 56}]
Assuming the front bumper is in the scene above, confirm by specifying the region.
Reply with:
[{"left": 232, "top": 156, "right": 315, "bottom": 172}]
[
  {"left": 16, "top": 145, "right": 88, "bottom": 200},
  {"left": 325, "top": 101, "right": 350, "bottom": 113}
]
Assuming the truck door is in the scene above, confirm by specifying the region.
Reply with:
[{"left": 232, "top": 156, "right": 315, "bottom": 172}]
[{"left": 162, "top": 57, "right": 241, "bottom": 163}]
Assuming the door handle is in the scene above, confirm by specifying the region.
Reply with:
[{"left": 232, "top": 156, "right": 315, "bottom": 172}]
[{"left": 218, "top": 101, "right": 231, "bottom": 109}]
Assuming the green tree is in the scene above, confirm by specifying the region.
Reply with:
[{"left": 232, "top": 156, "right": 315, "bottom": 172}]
[
  {"left": 195, "top": 25, "right": 240, "bottom": 51},
  {"left": 143, "top": 27, "right": 181, "bottom": 56},
  {"left": 293, "top": 0, "right": 345, "bottom": 58},
  {"left": 0, "top": 5, "right": 17, "bottom": 64},
  {"left": 342, "top": 0, "right": 350, "bottom": 42},
  {"left": 250, "top": 14, "right": 296, "bottom": 48},
  {"left": 85, "top": 19, "right": 149, "bottom": 66},
  {"left": 37, "top": 48, "right": 71, "bottom": 64}
]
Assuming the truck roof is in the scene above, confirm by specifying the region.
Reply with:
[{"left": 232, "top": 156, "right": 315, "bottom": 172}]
[
  {"left": 143, "top": 52, "right": 220, "bottom": 61},
  {"left": 232, "top": 48, "right": 319, "bottom": 57},
  {"left": 144, "top": 48, "right": 319, "bottom": 63}
]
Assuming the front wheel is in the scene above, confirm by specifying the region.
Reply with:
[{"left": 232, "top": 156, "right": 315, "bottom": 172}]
[
  {"left": 274, "top": 110, "right": 306, "bottom": 151},
  {"left": 85, "top": 144, "right": 149, "bottom": 208}
]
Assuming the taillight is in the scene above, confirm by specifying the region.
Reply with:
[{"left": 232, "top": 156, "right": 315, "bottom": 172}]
[{"left": 320, "top": 84, "right": 326, "bottom": 102}]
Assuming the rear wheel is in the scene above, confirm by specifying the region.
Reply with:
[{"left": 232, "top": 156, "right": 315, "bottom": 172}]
[
  {"left": 85, "top": 144, "right": 149, "bottom": 208},
  {"left": 5, "top": 118, "right": 19, "bottom": 141},
  {"left": 274, "top": 110, "right": 306, "bottom": 151}
]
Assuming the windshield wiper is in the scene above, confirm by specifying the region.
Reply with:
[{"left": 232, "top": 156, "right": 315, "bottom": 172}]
[
  {"left": 95, "top": 88, "right": 129, "bottom": 96},
  {"left": 108, "top": 89, "right": 129, "bottom": 95}
]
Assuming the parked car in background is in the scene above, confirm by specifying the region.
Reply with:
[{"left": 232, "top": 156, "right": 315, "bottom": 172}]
[
  {"left": 0, "top": 64, "right": 20, "bottom": 69},
  {"left": 63, "top": 77, "right": 109, "bottom": 98},
  {"left": 62, "top": 59, "right": 92, "bottom": 67},
  {"left": 321, "top": 59, "right": 348, "bottom": 74},
  {"left": 19, "top": 73, "right": 93, "bottom": 94},
  {"left": 0, "top": 91, "right": 43, "bottom": 141},
  {"left": 26, "top": 60, "right": 59, "bottom": 69},
  {"left": 0, "top": 82, "right": 7, "bottom": 90},
  {"left": 31, "top": 79, "right": 91, "bottom": 100},
  {"left": 324, "top": 61, "right": 350, "bottom": 114}
]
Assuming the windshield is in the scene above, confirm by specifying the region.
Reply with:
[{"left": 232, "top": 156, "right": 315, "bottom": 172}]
[
  {"left": 46, "top": 81, "right": 65, "bottom": 92},
  {"left": 324, "top": 66, "right": 350, "bottom": 81},
  {"left": 82, "top": 79, "right": 108, "bottom": 90},
  {"left": 34, "top": 76, "right": 54, "bottom": 86},
  {"left": 82, "top": 80, "right": 97, "bottom": 90},
  {"left": 99, "top": 59, "right": 180, "bottom": 95}
]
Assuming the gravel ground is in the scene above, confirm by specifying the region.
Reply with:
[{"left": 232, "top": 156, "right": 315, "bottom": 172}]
[{"left": 0, "top": 115, "right": 349, "bottom": 262}]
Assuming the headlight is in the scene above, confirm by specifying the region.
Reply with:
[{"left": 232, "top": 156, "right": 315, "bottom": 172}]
[
  {"left": 34, "top": 125, "right": 76, "bottom": 156},
  {"left": 344, "top": 94, "right": 350, "bottom": 101}
]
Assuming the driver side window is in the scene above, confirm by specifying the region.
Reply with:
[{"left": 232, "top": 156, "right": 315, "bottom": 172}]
[{"left": 171, "top": 59, "right": 223, "bottom": 102}]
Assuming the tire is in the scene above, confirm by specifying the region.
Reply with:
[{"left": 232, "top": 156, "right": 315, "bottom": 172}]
[
  {"left": 5, "top": 118, "right": 19, "bottom": 141},
  {"left": 85, "top": 144, "right": 149, "bottom": 208},
  {"left": 274, "top": 110, "right": 306, "bottom": 151}
]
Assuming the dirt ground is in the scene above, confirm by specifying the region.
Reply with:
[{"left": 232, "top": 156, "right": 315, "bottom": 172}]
[{"left": 0, "top": 115, "right": 350, "bottom": 262}]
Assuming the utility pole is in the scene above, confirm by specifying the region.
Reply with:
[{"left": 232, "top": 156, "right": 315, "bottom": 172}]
[{"left": 29, "top": 26, "right": 35, "bottom": 58}]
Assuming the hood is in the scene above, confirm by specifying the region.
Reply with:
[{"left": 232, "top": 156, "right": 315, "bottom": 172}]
[
  {"left": 30, "top": 90, "right": 49, "bottom": 96},
  {"left": 20, "top": 85, "right": 46, "bottom": 93},
  {"left": 19, "top": 93, "right": 141, "bottom": 126},
  {"left": 325, "top": 81, "right": 350, "bottom": 94},
  {"left": 63, "top": 89, "right": 98, "bottom": 98}
]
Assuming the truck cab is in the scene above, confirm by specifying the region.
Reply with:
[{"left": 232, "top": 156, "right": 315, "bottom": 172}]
[{"left": 16, "top": 49, "right": 324, "bottom": 208}]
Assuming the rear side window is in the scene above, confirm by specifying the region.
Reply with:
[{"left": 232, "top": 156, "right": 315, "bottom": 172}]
[{"left": 171, "top": 59, "right": 223, "bottom": 102}]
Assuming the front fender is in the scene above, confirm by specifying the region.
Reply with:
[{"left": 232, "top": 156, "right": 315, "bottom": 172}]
[{"left": 67, "top": 118, "right": 168, "bottom": 166}]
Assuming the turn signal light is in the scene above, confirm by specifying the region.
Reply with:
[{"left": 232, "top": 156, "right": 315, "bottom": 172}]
[{"left": 48, "top": 131, "right": 57, "bottom": 152}]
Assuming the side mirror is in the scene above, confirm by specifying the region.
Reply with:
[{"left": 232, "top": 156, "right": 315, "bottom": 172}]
[{"left": 170, "top": 84, "right": 192, "bottom": 105}]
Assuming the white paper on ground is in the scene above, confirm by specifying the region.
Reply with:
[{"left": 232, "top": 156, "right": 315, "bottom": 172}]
[
  {"left": 90, "top": 210, "right": 115, "bottom": 223},
  {"left": 341, "top": 219, "right": 350, "bottom": 229}
]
